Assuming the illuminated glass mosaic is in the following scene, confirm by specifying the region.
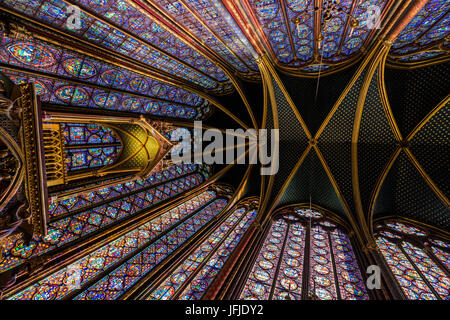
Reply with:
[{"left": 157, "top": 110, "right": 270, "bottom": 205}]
[
  {"left": 339, "top": 0, "right": 388, "bottom": 56},
  {"left": 0, "top": 31, "right": 209, "bottom": 107},
  {"left": 247, "top": 0, "right": 388, "bottom": 68},
  {"left": 375, "top": 220, "right": 450, "bottom": 300},
  {"left": 74, "top": 198, "right": 229, "bottom": 300},
  {"left": 2, "top": 69, "right": 207, "bottom": 120},
  {"left": 391, "top": 0, "right": 450, "bottom": 61},
  {"left": 0, "top": 173, "right": 204, "bottom": 272},
  {"left": 55, "top": 122, "right": 123, "bottom": 172},
  {"left": 239, "top": 209, "right": 368, "bottom": 300},
  {"left": 10, "top": 190, "right": 218, "bottom": 300},
  {"left": 385, "top": 222, "right": 427, "bottom": 237},
  {"left": 394, "top": 51, "right": 445, "bottom": 62},
  {"left": 61, "top": 123, "right": 120, "bottom": 145},
  {"left": 0, "top": 0, "right": 231, "bottom": 90},
  {"left": 152, "top": 0, "right": 258, "bottom": 73},
  {"left": 250, "top": 0, "right": 296, "bottom": 64},
  {"left": 48, "top": 164, "right": 197, "bottom": 219},
  {"left": 296, "top": 208, "right": 323, "bottom": 219},
  {"left": 65, "top": 146, "right": 122, "bottom": 171},
  {"left": 150, "top": 204, "right": 257, "bottom": 300}
]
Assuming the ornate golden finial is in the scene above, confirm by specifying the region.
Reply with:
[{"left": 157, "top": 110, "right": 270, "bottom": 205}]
[
  {"left": 293, "top": 17, "right": 302, "bottom": 25},
  {"left": 383, "top": 39, "right": 394, "bottom": 47},
  {"left": 317, "top": 33, "right": 325, "bottom": 42},
  {"left": 363, "top": 241, "right": 379, "bottom": 253},
  {"left": 254, "top": 55, "right": 263, "bottom": 65},
  {"left": 350, "top": 19, "right": 359, "bottom": 29}
]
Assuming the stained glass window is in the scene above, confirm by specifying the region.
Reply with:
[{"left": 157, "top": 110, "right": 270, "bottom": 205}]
[
  {"left": 0, "top": 0, "right": 231, "bottom": 91},
  {"left": 9, "top": 190, "right": 224, "bottom": 300},
  {"left": 54, "top": 122, "right": 122, "bottom": 172},
  {"left": 339, "top": 0, "right": 388, "bottom": 56},
  {"left": 2, "top": 68, "right": 206, "bottom": 120},
  {"left": 374, "top": 220, "right": 450, "bottom": 300},
  {"left": 61, "top": 123, "right": 120, "bottom": 145},
  {"left": 0, "top": 173, "right": 204, "bottom": 273},
  {"left": 198, "top": 164, "right": 214, "bottom": 180},
  {"left": 390, "top": 0, "right": 449, "bottom": 62},
  {"left": 247, "top": 0, "right": 388, "bottom": 68},
  {"left": 0, "top": 31, "right": 211, "bottom": 109},
  {"left": 48, "top": 164, "right": 197, "bottom": 219},
  {"left": 150, "top": 200, "right": 258, "bottom": 300},
  {"left": 73, "top": 197, "right": 228, "bottom": 300},
  {"left": 65, "top": 146, "right": 121, "bottom": 171},
  {"left": 151, "top": 0, "right": 258, "bottom": 73},
  {"left": 239, "top": 208, "right": 369, "bottom": 300}
]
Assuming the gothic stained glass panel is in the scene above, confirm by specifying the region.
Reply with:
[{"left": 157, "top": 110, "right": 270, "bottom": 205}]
[
  {"left": 48, "top": 164, "right": 197, "bottom": 219},
  {"left": 239, "top": 209, "right": 369, "bottom": 300},
  {"left": 385, "top": 222, "right": 427, "bottom": 236},
  {"left": 151, "top": 0, "right": 258, "bottom": 73},
  {"left": 249, "top": 0, "right": 294, "bottom": 64},
  {"left": 393, "top": 50, "right": 446, "bottom": 62},
  {"left": 247, "top": 0, "right": 389, "bottom": 68},
  {"left": 284, "top": 0, "right": 315, "bottom": 64},
  {"left": 0, "top": 32, "right": 209, "bottom": 107},
  {"left": 0, "top": 173, "right": 204, "bottom": 272},
  {"left": 431, "top": 242, "right": 450, "bottom": 270},
  {"left": 240, "top": 219, "right": 287, "bottom": 300},
  {"left": 58, "top": 122, "right": 123, "bottom": 172},
  {"left": 10, "top": 190, "right": 218, "bottom": 300},
  {"left": 330, "top": 229, "right": 368, "bottom": 299},
  {"left": 318, "top": 0, "right": 352, "bottom": 58},
  {"left": 2, "top": 69, "right": 206, "bottom": 120},
  {"left": 376, "top": 237, "right": 438, "bottom": 300},
  {"left": 401, "top": 242, "right": 449, "bottom": 299},
  {"left": 339, "top": 0, "right": 388, "bottom": 56},
  {"left": 74, "top": 198, "right": 229, "bottom": 300},
  {"left": 0, "top": 0, "right": 231, "bottom": 91},
  {"left": 61, "top": 123, "right": 120, "bottom": 145},
  {"left": 309, "top": 224, "right": 338, "bottom": 300},
  {"left": 375, "top": 221, "right": 450, "bottom": 300},
  {"left": 272, "top": 220, "right": 305, "bottom": 300},
  {"left": 390, "top": 0, "right": 450, "bottom": 60},
  {"left": 65, "top": 145, "right": 122, "bottom": 171},
  {"left": 150, "top": 204, "right": 257, "bottom": 300}
]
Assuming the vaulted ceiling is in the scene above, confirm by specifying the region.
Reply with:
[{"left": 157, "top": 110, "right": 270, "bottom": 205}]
[{"left": 0, "top": 0, "right": 448, "bottom": 240}]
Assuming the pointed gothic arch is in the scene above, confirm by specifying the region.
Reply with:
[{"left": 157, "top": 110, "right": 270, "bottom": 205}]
[
  {"left": 373, "top": 218, "right": 450, "bottom": 300},
  {"left": 238, "top": 205, "right": 369, "bottom": 300}
]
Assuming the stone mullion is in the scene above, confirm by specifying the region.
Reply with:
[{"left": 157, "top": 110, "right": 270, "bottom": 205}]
[
  {"left": 268, "top": 222, "right": 291, "bottom": 300},
  {"left": 327, "top": 230, "right": 342, "bottom": 300}
]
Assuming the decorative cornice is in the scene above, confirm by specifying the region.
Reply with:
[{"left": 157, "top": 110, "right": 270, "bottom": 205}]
[{"left": 17, "top": 83, "right": 48, "bottom": 237}]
